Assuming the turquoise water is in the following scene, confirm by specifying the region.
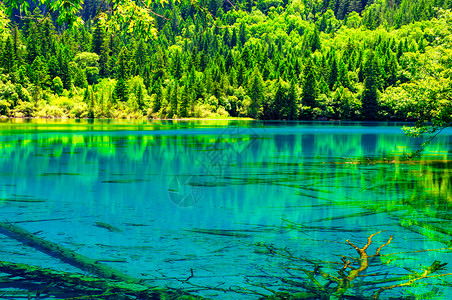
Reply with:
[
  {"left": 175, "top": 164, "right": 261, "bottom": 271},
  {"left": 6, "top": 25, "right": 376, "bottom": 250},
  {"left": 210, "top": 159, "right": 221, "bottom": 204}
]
[{"left": 0, "top": 119, "right": 451, "bottom": 299}]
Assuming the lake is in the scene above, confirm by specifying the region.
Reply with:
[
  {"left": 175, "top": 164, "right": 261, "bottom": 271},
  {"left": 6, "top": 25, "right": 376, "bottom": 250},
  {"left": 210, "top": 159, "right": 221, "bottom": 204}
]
[{"left": 0, "top": 119, "right": 451, "bottom": 299}]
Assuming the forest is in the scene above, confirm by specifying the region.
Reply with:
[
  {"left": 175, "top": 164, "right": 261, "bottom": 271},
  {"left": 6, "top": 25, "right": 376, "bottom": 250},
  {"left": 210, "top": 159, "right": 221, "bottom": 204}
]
[{"left": 0, "top": 0, "right": 451, "bottom": 122}]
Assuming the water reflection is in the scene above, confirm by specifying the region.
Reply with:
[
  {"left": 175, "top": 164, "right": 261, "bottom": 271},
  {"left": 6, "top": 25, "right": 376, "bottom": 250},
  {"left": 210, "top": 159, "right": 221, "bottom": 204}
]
[{"left": 0, "top": 120, "right": 451, "bottom": 299}]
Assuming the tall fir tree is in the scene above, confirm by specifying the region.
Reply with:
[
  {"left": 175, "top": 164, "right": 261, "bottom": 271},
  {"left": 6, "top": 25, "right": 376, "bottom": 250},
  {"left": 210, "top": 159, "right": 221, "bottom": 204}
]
[
  {"left": 247, "top": 67, "right": 264, "bottom": 118},
  {"left": 287, "top": 78, "right": 298, "bottom": 120},
  {"left": 170, "top": 82, "right": 179, "bottom": 117},
  {"left": 113, "top": 78, "right": 128, "bottom": 102},
  {"left": 152, "top": 79, "right": 163, "bottom": 113},
  {"left": 301, "top": 58, "right": 318, "bottom": 110},
  {"left": 92, "top": 21, "right": 105, "bottom": 55},
  {"left": 361, "top": 51, "right": 380, "bottom": 120},
  {"left": 2, "top": 37, "right": 16, "bottom": 75}
]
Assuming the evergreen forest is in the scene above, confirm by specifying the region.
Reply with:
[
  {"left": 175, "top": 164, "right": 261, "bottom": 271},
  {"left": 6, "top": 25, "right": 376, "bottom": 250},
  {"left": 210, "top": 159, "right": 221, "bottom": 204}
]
[{"left": 0, "top": 0, "right": 452, "bottom": 122}]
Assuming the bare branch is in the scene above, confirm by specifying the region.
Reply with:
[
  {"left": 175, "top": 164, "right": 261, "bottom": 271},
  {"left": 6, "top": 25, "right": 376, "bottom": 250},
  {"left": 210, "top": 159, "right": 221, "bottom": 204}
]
[{"left": 375, "top": 235, "right": 393, "bottom": 256}]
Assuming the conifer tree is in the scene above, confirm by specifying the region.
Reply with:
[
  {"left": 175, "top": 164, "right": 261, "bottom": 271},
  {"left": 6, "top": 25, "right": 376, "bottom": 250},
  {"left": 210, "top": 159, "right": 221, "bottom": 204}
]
[
  {"left": 170, "top": 82, "right": 179, "bottom": 117},
  {"left": 247, "top": 67, "right": 264, "bottom": 118},
  {"left": 99, "top": 37, "right": 111, "bottom": 77},
  {"left": 318, "top": 14, "right": 328, "bottom": 32},
  {"left": 301, "top": 58, "right": 318, "bottom": 111},
  {"left": 337, "top": 0, "right": 349, "bottom": 19},
  {"left": 287, "top": 78, "right": 298, "bottom": 120},
  {"left": 47, "top": 56, "right": 60, "bottom": 80},
  {"left": 239, "top": 22, "right": 247, "bottom": 47},
  {"left": 338, "top": 58, "right": 350, "bottom": 89},
  {"left": 328, "top": 52, "right": 339, "bottom": 90},
  {"left": 236, "top": 62, "right": 246, "bottom": 87},
  {"left": 113, "top": 78, "right": 128, "bottom": 102},
  {"left": 310, "top": 28, "right": 321, "bottom": 52},
  {"left": 362, "top": 51, "right": 379, "bottom": 120},
  {"left": 348, "top": 0, "right": 363, "bottom": 13},
  {"left": 2, "top": 37, "right": 15, "bottom": 75},
  {"left": 26, "top": 23, "right": 41, "bottom": 64},
  {"left": 11, "top": 25, "right": 21, "bottom": 61},
  {"left": 172, "top": 51, "right": 182, "bottom": 79},
  {"left": 30, "top": 56, "right": 48, "bottom": 87},
  {"left": 92, "top": 21, "right": 105, "bottom": 55},
  {"left": 60, "top": 55, "right": 72, "bottom": 90},
  {"left": 116, "top": 47, "right": 131, "bottom": 79},
  {"left": 180, "top": 85, "right": 190, "bottom": 118},
  {"left": 136, "top": 82, "right": 144, "bottom": 110},
  {"left": 272, "top": 80, "right": 287, "bottom": 119},
  {"left": 223, "top": 28, "right": 230, "bottom": 48},
  {"left": 231, "top": 27, "right": 237, "bottom": 48},
  {"left": 152, "top": 79, "right": 163, "bottom": 113}
]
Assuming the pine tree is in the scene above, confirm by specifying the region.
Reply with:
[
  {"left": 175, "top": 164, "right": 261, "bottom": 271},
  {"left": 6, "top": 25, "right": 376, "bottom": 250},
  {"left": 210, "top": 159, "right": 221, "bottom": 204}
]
[
  {"left": 170, "top": 82, "right": 179, "bottom": 117},
  {"left": 26, "top": 22, "right": 42, "bottom": 64},
  {"left": 116, "top": 47, "right": 131, "bottom": 79},
  {"left": 83, "top": 85, "right": 90, "bottom": 103},
  {"left": 142, "top": 65, "right": 151, "bottom": 89},
  {"left": 2, "top": 37, "right": 16, "bottom": 75},
  {"left": 310, "top": 28, "right": 321, "bottom": 52},
  {"left": 40, "top": 18, "right": 56, "bottom": 57},
  {"left": 30, "top": 56, "right": 48, "bottom": 87},
  {"left": 231, "top": 27, "right": 237, "bottom": 48},
  {"left": 152, "top": 79, "right": 163, "bottom": 113},
  {"left": 172, "top": 51, "right": 182, "bottom": 79},
  {"left": 246, "top": 0, "right": 253, "bottom": 12},
  {"left": 99, "top": 36, "right": 111, "bottom": 77},
  {"left": 236, "top": 62, "right": 246, "bottom": 87},
  {"left": 180, "top": 85, "right": 190, "bottom": 118},
  {"left": 361, "top": 51, "right": 379, "bottom": 120},
  {"left": 348, "top": 0, "right": 363, "bottom": 13},
  {"left": 47, "top": 55, "right": 59, "bottom": 79},
  {"left": 113, "top": 77, "right": 128, "bottom": 102},
  {"left": 301, "top": 58, "right": 318, "bottom": 110},
  {"left": 239, "top": 22, "right": 247, "bottom": 47},
  {"left": 327, "top": 0, "right": 338, "bottom": 13},
  {"left": 208, "top": 0, "right": 222, "bottom": 16},
  {"left": 225, "top": 50, "right": 234, "bottom": 71},
  {"left": 247, "top": 67, "right": 264, "bottom": 118},
  {"left": 328, "top": 52, "right": 339, "bottom": 90},
  {"left": 337, "top": 0, "right": 349, "bottom": 19},
  {"left": 287, "top": 78, "right": 298, "bottom": 120},
  {"left": 338, "top": 58, "right": 350, "bottom": 89},
  {"left": 170, "top": 9, "right": 180, "bottom": 34},
  {"left": 318, "top": 14, "right": 328, "bottom": 32},
  {"left": 223, "top": 28, "right": 230, "bottom": 48},
  {"left": 92, "top": 21, "right": 105, "bottom": 55},
  {"left": 58, "top": 53, "right": 71, "bottom": 90},
  {"left": 11, "top": 25, "right": 21, "bottom": 61},
  {"left": 386, "top": 54, "right": 398, "bottom": 86},
  {"left": 272, "top": 80, "right": 287, "bottom": 119}
]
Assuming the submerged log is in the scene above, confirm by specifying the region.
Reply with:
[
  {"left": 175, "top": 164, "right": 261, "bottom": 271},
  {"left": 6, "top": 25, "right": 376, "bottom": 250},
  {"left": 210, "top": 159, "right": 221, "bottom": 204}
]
[
  {"left": 0, "top": 221, "right": 134, "bottom": 283},
  {"left": 0, "top": 260, "right": 207, "bottom": 299},
  {"left": 94, "top": 221, "right": 122, "bottom": 232}
]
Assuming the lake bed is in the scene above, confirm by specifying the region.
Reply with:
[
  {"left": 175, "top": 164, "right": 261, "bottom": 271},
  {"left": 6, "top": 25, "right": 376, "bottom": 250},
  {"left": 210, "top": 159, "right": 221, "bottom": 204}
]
[{"left": 1, "top": 119, "right": 451, "bottom": 299}]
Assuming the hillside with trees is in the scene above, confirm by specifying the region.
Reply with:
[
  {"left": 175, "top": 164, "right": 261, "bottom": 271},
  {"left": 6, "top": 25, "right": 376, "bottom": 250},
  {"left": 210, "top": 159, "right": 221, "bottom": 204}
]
[{"left": 0, "top": 0, "right": 451, "bottom": 123}]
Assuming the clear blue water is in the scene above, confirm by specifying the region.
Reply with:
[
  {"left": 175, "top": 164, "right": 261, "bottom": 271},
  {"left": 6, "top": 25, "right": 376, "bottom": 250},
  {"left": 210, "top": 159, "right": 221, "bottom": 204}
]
[{"left": 0, "top": 119, "right": 451, "bottom": 299}]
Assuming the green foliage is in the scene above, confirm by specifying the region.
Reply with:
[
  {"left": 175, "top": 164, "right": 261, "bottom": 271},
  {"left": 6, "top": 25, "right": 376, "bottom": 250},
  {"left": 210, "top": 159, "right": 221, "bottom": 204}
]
[
  {"left": 0, "top": 0, "right": 450, "bottom": 123},
  {"left": 52, "top": 77, "right": 64, "bottom": 95}
]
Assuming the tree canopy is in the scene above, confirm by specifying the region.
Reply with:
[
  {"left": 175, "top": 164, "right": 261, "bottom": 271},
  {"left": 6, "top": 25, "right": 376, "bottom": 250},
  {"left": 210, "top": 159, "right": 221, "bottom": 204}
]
[{"left": 0, "top": 0, "right": 451, "bottom": 125}]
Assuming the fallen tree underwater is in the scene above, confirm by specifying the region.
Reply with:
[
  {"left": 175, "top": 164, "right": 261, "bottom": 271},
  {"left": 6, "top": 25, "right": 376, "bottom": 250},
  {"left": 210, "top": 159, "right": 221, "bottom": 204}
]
[{"left": 0, "top": 221, "right": 207, "bottom": 299}]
